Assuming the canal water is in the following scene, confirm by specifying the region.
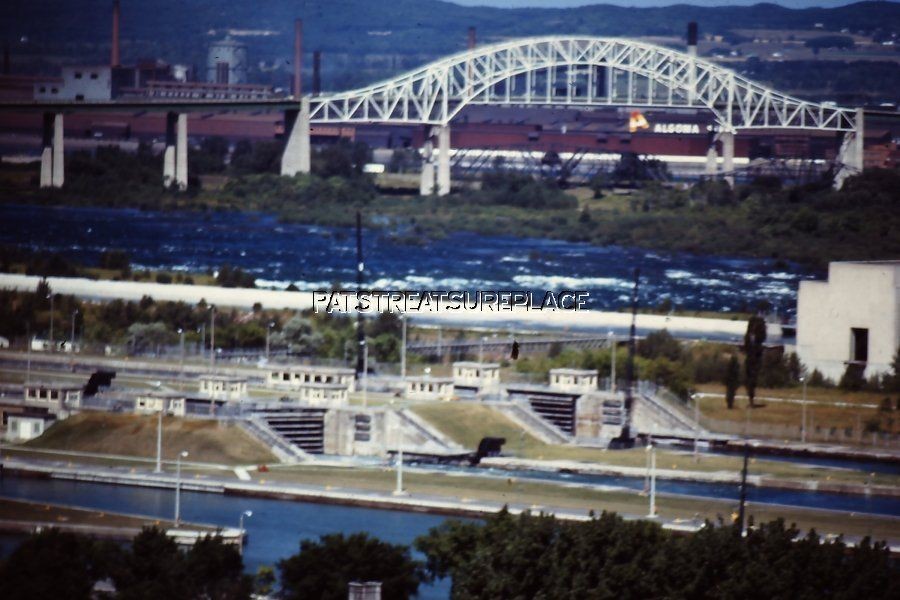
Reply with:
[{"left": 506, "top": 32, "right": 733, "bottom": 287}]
[
  {"left": 0, "top": 475, "right": 455, "bottom": 598},
  {"left": 0, "top": 204, "right": 816, "bottom": 314}
]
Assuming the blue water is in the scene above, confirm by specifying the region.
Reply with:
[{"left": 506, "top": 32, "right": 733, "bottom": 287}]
[
  {"left": 0, "top": 204, "right": 816, "bottom": 314},
  {"left": 0, "top": 476, "right": 455, "bottom": 599},
  {"left": 457, "top": 466, "right": 900, "bottom": 517}
]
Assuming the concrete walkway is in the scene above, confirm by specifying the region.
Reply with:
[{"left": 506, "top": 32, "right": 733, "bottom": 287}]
[{"left": 0, "top": 273, "right": 778, "bottom": 341}]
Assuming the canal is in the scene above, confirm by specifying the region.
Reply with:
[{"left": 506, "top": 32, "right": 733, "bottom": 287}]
[{"left": 0, "top": 475, "right": 456, "bottom": 599}]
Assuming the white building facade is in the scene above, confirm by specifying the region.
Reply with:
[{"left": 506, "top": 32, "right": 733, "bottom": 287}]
[{"left": 797, "top": 261, "right": 900, "bottom": 381}]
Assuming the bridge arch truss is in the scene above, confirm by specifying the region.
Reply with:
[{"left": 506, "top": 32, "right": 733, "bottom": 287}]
[{"left": 309, "top": 36, "right": 858, "bottom": 134}]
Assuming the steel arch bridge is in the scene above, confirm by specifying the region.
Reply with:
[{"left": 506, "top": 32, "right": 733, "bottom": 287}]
[{"left": 308, "top": 36, "right": 858, "bottom": 133}]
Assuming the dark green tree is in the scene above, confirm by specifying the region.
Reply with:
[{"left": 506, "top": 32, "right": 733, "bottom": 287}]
[
  {"left": 724, "top": 354, "right": 740, "bottom": 409},
  {"left": 278, "top": 532, "right": 424, "bottom": 600},
  {"left": 743, "top": 315, "right": 767, "bottom": 407}
]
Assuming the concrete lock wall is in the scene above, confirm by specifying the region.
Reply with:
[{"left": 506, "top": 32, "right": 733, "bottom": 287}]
[{"left": 797, "top": 262, "right": 899, "bottom": 381}]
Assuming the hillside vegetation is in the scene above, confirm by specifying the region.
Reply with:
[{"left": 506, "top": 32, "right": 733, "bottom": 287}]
[{"left": 26, "top": 412, "right": 276, "bottom": 465}]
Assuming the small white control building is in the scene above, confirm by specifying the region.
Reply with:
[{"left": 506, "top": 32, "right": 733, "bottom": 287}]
[
  {"left": 404, "top": 376, "right": 454, "bottom": 401},
  {"left": 267, "top": 365, "right": 356, "bottom": 392},
  {"left": 292, "top": 383, "right": 349, "bottom": 407},
  {"left": 4, "top": 413, "right": 56, "bottom": 442},
  {"left": 23, "top": 382, "right": 82, "bottom": 411},
  {"left": 134, "top": 392, "right": 187, "bottom": 417},
  {"left": 452, "top": 362, "right": 501, "bottom": 393},
  {"left": 549, "top": 368, "right": 598, "bottom": 393},
  {"left": 198, "top": 375, "right": 247, "bottom": 401},
  {"left": 797, "top": 261, "right": 900, "bottom": 381}
]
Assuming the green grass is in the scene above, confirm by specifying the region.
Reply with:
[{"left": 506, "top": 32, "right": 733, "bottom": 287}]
[
  {"left": 410, "top": 402, "right": 900, "bottom": 486},
  {"left": 24, "top": 413, "right": 275, "bottom": 465}
]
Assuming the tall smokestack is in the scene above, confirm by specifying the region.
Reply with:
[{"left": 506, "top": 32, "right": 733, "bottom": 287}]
[
  {"left": 111, "top": 0, "right": 121, "bottom": 67},
  {"left": 293, "top": 18, "right": 302, "bottom": 97},
  {"left": 312, "top": 50, "right": 321, "bottom": 95},
  {"left": 687, "top": 22, "right": 698, "bottom": 57},
  {"left": 467, "top": 26, "right": 476, "bottom": 50}
]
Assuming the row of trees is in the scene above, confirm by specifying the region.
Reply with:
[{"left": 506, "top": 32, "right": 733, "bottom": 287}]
[{"left": 5, "top": 512, "right": 897, "bottom": 600}]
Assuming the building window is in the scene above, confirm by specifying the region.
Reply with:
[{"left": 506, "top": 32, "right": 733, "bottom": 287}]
[
  {"left": 74, "top": 72, "right": 82, "bottom": 79},
  {"left": 851, "top": 328, "right": 869, "bottom": 363},
  {"left": 90, "top": 73, "right": 98, "bottom": 80}
]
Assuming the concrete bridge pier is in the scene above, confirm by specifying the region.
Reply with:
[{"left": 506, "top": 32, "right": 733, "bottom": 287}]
[
  {"left": 420, "top": 125, "right": 450, "bottom": 196},
  {"left": 419, "top": 135, "right": 436, "bottom": 196},
  {"left": 280, "top": 97, "right": 311, "bottom": 176},
  {"left": 40, "top": 112, "right": 64, "bottom": 188},
  {"left": 436, "top": 125, "right": 451, "bottom": 196},
  {"left": 163, "top": 112, "right": 188, "bottom": 190},
  {"left": 720, "top": 130, "right": 735, "bottom": 187},
  {"left": 834, "top": 107, "right": 864, "bottom": 190}
]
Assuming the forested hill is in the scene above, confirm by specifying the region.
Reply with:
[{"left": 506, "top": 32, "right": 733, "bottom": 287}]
[{"left": 3, "top": 1, "right": 899, "bottom": 69}]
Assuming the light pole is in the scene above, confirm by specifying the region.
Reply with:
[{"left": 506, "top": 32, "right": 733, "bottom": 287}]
[
  {"left": 178, "top": 328, "right": 185, "bottom": 375},
  {"left": 800, "top": 376, "right": 807, "bottom": 444},
  {"left": 70, "top": 309, "right": 78, "bottom": 353},
  {"left": 239, "top": 510, "right": 253, "bottom": 554},
  {"left": 47, "top": 293, "right": 54, "bottom": 349},
  {"left": 393, "top": 449, "right": 407, "bottom": 496},
  {"left": 198, "top": 324, "right": 205, "bottom": 359},
  {"left": 361, "top": 339, "right": 368, "bottom": 408},
  {"left": 155, "top": 408, "right": 163, "bottom": 473},
  {"left": 646, "top": 443, "right": 657, "bottom": 518},
  {"left": 400, "top": 313, "right": 407, "bottom": 380},
  {"left": 209, "top": 306, "right": 216, "bottom": 371},
  {"left": 265, "top": 321, "right": 274, "bottom": 361},
  {"left": 174, "top": 450, "right": 189, "bottom": 526},
  {"left": 692, "top": 393, "right": 700, "bottom": 461},
  {"left": 609, "top": 331, "right": 616, "bottom": 392}
]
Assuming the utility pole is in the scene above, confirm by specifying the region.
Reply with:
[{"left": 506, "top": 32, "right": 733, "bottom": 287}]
[
  {"left": 209, "top": 306, "right": 216, "bottom": 371},
  {"left": 647, "top": 443, "right": 657, "bottom": 518},
  {"left": 362, "top": 340, "right": 369, "bottom": 408},
  {"left": 355, "top": 211, "right": 366, "bottom": 376},
  {"left": 174, "top": 450, "right": 189, "bottom": 526},
  {"left": 609, "top": 330, "right": 616, "bottom": 392},
  {"left": 692, "top": 392, "right": 700, "bottom": 461},
  {"left": 155, "top": 408, "right": 163, "bottom": 473},
  {"left": 393, "top": 448, "right": 407, "bottom": 496},
  {"left": 400, "top": 314, "right": 407, "bottom": 380},
  {"left": 736, "top": 442, "right": 750, "bottom": 536},
  {"left": 800, "top": 376, "right": 807, "bottom": 443}
]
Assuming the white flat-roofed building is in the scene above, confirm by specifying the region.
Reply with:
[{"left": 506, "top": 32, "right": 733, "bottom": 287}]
[
  {"left": 292, "top": 382, "right": 349, "bottom": 407},
  {"left": 797, "top": 261, "right": 900, "bottom": 381},
  {"left": 4, "top": 412, "right": 56, "bottom": 441},
  {"left": 452, "top": 362, "right": 501, "bottom": 394},
  {"left": 549, "top": 368, "right": 598, "bottom": 393},
  {"left": 134, "top": 392, "right": 187, "bottom": 417},
  {"left": 267, "top": 365, "right": 356, "bottom": 392},
  {"left": 404, "top": 376, "right": 454, "bottom": 401},
  {"left": 23, "top": 382, "right": 82, "bottom": 410},
  {"left": 198, "top": 375, "right": 247, "bottom": 401}
]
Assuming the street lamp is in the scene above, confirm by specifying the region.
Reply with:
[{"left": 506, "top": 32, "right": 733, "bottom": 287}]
[
  {"left": 67, "top": 309, "right": 78, "bottom": 372},
  {"left": 800, "top": 376, "right": 807, "bottom": 444},
  {"left": 609, "top": 331, "right": 616, "bottom": 392},
  {"left": 400, "top": 313, "right": 408, "bottom": 380},
  {"left": 646, "top": 443, "right": 657, "bottom": 518},
  {"left": 197, "top": 324, "right": 205, "bottom": 359},
  {"left": 209, "top": 306, "right": 216, "bottom": 371},
  {"left": 692, "top": 392, "right": 700, "bottom": 461},
  {"left": 360, "top": 339, "right": 369, "bottom": 408},
  {"left": 239, "top": 510, "right": 253, "bottom": 554},
  {"left": 393, "top": 449, "right": 407, "bottom": 496},
  {"left": 47, "top": 293, "right": 54, "bottom": 349},
  {"left": 265, "top": 321, "right": 275, "bottom": 361},
  {"left": 177, "top": 328, "right": 185, "bottom": 374},
  {"left": 174, "top": 450, "right": 189, "bottom": 526},
  {"left": 155, "top": 407, "right": 164, "bottom": 474}
]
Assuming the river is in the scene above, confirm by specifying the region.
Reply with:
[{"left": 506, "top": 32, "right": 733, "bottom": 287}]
[{"left": 0, "top": 204, "right": 817, "bottom": 314}]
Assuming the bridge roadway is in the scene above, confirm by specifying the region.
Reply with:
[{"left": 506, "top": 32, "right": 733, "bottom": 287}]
[{"left": 0, "top": 273, "right": 780, "bottom": 342}]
